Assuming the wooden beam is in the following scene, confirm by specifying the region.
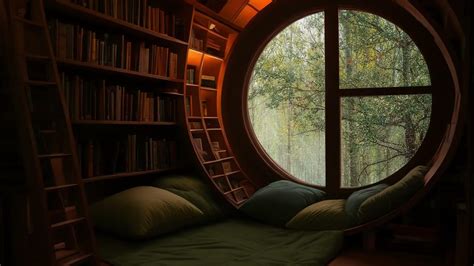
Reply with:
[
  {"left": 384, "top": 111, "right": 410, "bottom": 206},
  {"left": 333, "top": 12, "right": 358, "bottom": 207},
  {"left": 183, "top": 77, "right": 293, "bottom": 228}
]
[{"left": 325, "top": 4, "right": 340, "bottom": 192}]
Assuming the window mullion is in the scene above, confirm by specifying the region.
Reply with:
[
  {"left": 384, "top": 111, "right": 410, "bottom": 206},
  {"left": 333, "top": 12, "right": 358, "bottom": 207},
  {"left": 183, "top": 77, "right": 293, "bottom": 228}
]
[{"left": 324, "top": 5, "right": 341, "bottom": 193}]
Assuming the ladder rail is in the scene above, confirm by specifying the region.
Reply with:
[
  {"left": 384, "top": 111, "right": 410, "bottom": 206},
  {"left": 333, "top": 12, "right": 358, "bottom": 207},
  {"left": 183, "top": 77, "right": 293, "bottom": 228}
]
[
  {"left": 36, "top": 0, "right": 99, "bottom": 260},
  {"left": 3, "top": 16, "right": 56, "bottom": 266},
  {"left": 4, "top": 0, "right": 99, "bottom": 264}
]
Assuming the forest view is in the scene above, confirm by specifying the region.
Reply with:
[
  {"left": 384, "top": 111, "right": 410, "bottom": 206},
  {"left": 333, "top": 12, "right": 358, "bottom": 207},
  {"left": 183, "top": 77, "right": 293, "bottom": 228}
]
[{"left": 248, "top": 10, "right": 431, "bottom": 187}]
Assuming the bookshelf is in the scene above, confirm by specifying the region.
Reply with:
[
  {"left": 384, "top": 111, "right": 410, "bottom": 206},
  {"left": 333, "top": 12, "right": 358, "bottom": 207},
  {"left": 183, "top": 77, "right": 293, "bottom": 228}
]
[
  {"left": 184, "top": 10, "right": 257, "bottom": 207},
  {"left": 45, "top": 0, "right": 193, "bottom": 183}
]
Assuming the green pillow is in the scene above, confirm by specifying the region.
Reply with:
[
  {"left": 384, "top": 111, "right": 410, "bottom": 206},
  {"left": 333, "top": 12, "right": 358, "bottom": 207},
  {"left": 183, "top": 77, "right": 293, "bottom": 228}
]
[
  {"left": 152, "top": 174, "right": 210, "bottom": 194},
  {"left": 239, "top": 180, "right": 326, "bottom": 226},
  {"left": 152, "top": 174, "right": 230, "bottom": 220},
  {"left": 286, "top": 199, "right": 354, "bottom": 230},
  {"left": 345, "top": 184, "right": 389, "bottom": 220},
  {"left": 90, "top": 186, "right": 204, "bottom": 240},
  {"left": 358, "top": 165, "right": 428, "bottom": 222},
  {"left": 166, "top": 188, "right": 225, "bottom": 222}
]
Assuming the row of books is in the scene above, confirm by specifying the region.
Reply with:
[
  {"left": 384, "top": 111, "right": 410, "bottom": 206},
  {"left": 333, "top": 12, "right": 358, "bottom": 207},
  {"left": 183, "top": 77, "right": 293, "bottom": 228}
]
[
  {"left": 206, "top": 38, "right": 223, "bottom": 57},
  {"left": 190, "top": 29, "right": 204, "bottom": 51},
  {"left": 186, "top": 67, "right": 196, "bottom": 84},
  {"left": 68, "top": 0, "right": 186, "bottom": 39},
  {"left": 201, "top": 75, "right": 216, "bottom": 88},
  {"left": 61, "top": 73, "right": 177, "bottom": 122},
  {"left": 49, "top": 20, "right": 179, "bottom": 77},
  {"left": 78, "top": 136, "right": 177, "bottom": 178}
]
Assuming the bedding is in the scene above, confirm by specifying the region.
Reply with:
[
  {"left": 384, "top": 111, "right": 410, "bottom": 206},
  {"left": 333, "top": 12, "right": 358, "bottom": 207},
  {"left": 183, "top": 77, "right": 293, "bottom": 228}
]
[
  {"left": 358, "top": 165, "right": 428, "bottom": 222},
  {"left": 152, "top": 174, "right": 230, "bottom": 222},
  {"left": 96, "top": 218, "right": 343, "bottom": 266},
  {"left": 345, "top": 183, "right": 389, "bottom": 220},
  {"left": 90, "top": 186, "right": 204, "bottom": 240},
  {"left": 240, "top": 180, "right": 326, "bottom": 226},
  {"left": 286, "top": 199, "right": 354, "bottom": 230}
]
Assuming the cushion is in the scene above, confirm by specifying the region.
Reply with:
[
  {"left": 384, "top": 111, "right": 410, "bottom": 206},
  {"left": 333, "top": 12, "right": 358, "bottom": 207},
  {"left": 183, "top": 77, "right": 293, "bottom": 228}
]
[
  {"left": 239, "top": 180, "right": 326, "bottom": 226},
  {"left": 152, "top": 174, "right": 229, "bottom": 220},
  {"left": 90, "top": 186, "right": 204, "bottom": 240},
  {"left": 286, "top": 199, "right": 353, "bottom": 230},
  {"left": 152, "top": 174, "right": 210, "bottom": 195},
  {"left": 345, "top": 183, "right": 389, "bottom": 220},
  {"left": 358, "top": 165, "right": 428, "bottom": 222}
]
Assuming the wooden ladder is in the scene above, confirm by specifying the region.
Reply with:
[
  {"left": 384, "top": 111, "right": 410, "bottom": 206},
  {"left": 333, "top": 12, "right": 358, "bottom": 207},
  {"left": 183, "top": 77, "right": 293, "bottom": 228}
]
[{"left": 4, "top": 0, "right": 98, "bottom": 265}]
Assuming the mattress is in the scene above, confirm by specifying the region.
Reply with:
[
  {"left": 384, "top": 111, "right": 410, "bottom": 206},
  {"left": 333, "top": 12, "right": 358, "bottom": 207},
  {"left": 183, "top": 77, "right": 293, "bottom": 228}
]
[{"left": 96, "top": 218, "right": 343, "bottom": 266}]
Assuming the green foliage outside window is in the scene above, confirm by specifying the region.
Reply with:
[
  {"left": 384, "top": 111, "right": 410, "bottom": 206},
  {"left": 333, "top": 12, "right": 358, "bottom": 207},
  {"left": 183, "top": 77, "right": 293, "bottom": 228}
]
[{"left": 248, "top": 11, "right": 431, "bottom": 187}]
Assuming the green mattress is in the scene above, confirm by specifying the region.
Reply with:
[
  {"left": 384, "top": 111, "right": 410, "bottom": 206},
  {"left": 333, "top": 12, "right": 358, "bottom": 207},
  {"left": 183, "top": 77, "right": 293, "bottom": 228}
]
[{"left": 96, "top": 218, "right": 343, "bottom": 266}]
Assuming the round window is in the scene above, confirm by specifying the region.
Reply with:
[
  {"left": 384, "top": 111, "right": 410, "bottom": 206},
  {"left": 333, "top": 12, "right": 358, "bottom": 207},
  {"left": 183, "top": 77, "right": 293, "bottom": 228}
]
[{"left": 247, "top": 10, "right": 432, "bottom": 187}]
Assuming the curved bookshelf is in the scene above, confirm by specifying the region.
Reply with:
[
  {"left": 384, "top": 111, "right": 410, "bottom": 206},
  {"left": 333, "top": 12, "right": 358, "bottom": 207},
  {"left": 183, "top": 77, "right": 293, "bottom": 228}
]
[{"left": 184, "top": 10, "right": 257, "bottom": 207}]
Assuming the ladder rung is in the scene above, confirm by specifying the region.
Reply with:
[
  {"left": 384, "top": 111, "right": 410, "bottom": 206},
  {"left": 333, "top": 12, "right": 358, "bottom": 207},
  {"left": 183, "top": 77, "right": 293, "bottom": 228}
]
[
  {"left": 12, "top": 16, "right": 43, "bottom": 28},
  {"left": 26, "top": 80, "right": 56, "bottom": 87},
  {"left": 38, "top": 153, "right": 72, "bottom": 159},
  {"left": 50, "top": 217, "right": 85, "bottom": 229},
  {"left": 45, "top": 183, "right": 78, "bottom": 192},
  {"left": 60, "top": 253, "right": 93, "bottom": 266},
  {"left": 26, "top": 54, "right": 51, "bottom": 62}
]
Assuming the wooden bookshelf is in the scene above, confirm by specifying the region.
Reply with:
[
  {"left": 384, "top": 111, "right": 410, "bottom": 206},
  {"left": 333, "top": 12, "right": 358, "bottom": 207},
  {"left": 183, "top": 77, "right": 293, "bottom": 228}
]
[
  {"left": 73, "top": 120, "right": 177, "bottom": 126},
  {"left": 57, "top": 59, "right": 185, "bottom": 84},
  {"left": 48, "top": 0, "right": 191, "bottom": 46},
  {"left": 184, "top": 10, "right": 257, "bottom": 207},
  {"left": 44, "top": 0, "right": 193, "bottom": 188},
  {"left": 83, "top": 168, "right": 177, "bottom": 183}
]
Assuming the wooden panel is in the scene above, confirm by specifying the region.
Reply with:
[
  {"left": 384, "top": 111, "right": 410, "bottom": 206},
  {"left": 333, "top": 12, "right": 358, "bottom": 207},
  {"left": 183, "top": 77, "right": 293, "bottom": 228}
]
[
  {"left": 248, "top": 0, "right": 272, "bottom": 10},
  {"left": 233, "top": 5, "right": 258, "bottom": 28}
]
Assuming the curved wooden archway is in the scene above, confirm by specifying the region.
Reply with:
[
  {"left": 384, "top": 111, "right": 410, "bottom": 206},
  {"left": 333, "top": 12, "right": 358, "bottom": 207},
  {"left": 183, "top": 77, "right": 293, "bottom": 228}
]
[{"left": 221, "top": 0, "right": 465, "bottom": 232}]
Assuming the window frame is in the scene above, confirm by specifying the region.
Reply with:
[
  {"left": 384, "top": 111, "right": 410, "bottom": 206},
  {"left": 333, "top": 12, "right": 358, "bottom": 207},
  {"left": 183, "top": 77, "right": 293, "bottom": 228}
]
[{"left": 222, "top": 0, "right": 460, "bottom": 197}]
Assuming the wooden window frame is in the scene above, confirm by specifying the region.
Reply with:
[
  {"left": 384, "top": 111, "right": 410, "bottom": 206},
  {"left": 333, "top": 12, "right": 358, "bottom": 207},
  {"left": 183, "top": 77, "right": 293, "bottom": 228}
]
[{"left": 221, "top": 0, "right": 463, "bottom": 197}]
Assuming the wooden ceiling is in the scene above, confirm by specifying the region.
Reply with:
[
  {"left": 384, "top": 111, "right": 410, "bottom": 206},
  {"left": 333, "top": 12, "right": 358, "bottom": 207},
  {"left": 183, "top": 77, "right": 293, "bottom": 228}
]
[{"left": 186, "top": 0, "right": 273, "bottom": 29}]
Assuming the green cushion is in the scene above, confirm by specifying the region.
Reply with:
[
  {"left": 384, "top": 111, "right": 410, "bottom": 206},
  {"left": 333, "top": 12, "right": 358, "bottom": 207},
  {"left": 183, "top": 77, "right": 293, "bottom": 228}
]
[
  {"left": 152, "top": 174, "right": 229, "bottom": 220},
  {"left": 90, "top": 186, "right": 204, "bottom": 240},
  {"left": 152, "top": 174, "right": 210, "bottom": 195},
  {"left": 345, "top": 184, "right": 389, "bottom": 220},
  {"left": 240, "top": 180, "right": 326, "bottom": 226},
  {"left": 358, "top": 165, "right": 428, "bottom": 222},
  {"left": 286, "top": 199, "right": 353, "bottom": 230},
  {"left": 166, "top": 188, "right": 226, "bottom": 222}
]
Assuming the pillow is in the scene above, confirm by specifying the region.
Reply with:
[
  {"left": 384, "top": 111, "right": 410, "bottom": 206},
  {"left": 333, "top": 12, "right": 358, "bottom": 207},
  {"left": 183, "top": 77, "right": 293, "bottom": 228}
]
[
  {"left": 165, "top": 188, "right": 226, "bottom": 222},
  {"left": 90, "top": 186, "right": 204, "bottom": 240},
  {"left": 152, "top": 174, "right": 229, "bottom": 220},
  {"left": 152, "top": 174, "right": 210, "bottom": 195},
  {"left": 239, "top": 180, "right": 326, "bottom": 226},
  {"left": 358, "top": 165, "right": 428, "bottom": 222},
  {"left": 345, "top": 183, "right": 389, "bottom": 220},
  {"left": 286, "top": 199, "right": 354, "bottom": 230}
]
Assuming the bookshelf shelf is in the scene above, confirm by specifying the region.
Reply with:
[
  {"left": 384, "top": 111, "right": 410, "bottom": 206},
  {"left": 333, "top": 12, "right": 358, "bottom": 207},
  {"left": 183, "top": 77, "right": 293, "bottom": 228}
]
[
  {"left": 56, "top": 59, "right": 185, "bottom": 84},
  {"left": 83, "top": 168, "right": 177, "bottom": 183},
  {"left": 202, "top": 156, "right": 234, "bottom": 165},
  {"left": 48, "top": 0, "right": 189, "bottom": 46},
  {"left": 203, "top": 52, "right": 224, "bottom": 61},
  {"left": 211, "top": 170, "right": 241, "bottom": 179},
  {"left": 45, "top": 183, "right": 78, "bottom": 192},
  {"left": 201, "top": 86, "right": 217, "bottom": 91},
  {"left": 73, "top": 120, "right": 177, "bottom": 126},
  {"left": 207, "top": 29, "right": 228, "bottom": 41}
]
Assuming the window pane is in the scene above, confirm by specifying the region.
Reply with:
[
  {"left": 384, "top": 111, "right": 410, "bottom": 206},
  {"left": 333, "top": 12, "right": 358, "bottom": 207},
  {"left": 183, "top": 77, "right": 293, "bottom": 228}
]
[
  {"left": 248, "top": 13, "right": 326, "bottom": 186},
  {"left": 339, "top": 10, "right": 430, "bottom": 88},
  {"left": 341, "top": 95, "right": 432, "bottom": 187}
]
